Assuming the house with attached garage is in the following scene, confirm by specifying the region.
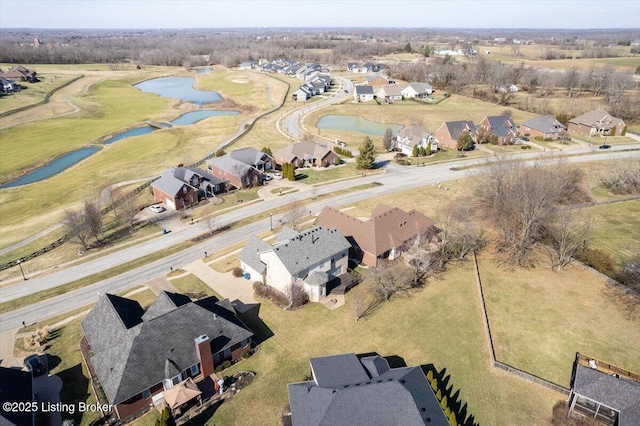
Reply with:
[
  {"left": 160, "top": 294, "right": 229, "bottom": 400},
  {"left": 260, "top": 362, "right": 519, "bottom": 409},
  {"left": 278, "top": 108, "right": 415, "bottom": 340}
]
[
  {"left": 151, "top": 166, "right": 225, "bottom": 210},
  {"left": 287, "top": 353, "right": 448, "bottom": 426},
  {"left": 353, "top": 85, "right": 375, "bottom": 102},
  {"left": 567, "top": 109, "right": 627, "bottom": 137},
  {"left": 365, "top": 73, "right": 395, "bottom": 87},
  {"left": 347, "top": 62, "right": 359, "bottom": 72},
  {"left": 376, "top": 85, "right": 404, "bottom": 103},
  {"left": 477, "top": 115, "right": 518, "bottom": 145},
  {"left": 314, "top": 204, "right": 436, "bottom": 268},
  {"left": 240, "top": 226, "right": 351, "bottom": 302},
  {"left": 436, "top": 120, "right": 477, "bottom": 149},
  {"left": 206, "top": 147, "right": 273, "bottom": 189},
  {"left": 273, "top": 141, "right": 340, "bottom": 169},
  {"left": 520, "top": 115, "right": 566, "bottom": 140},
  {"left": 81, "top": 291, "right": 253, "bottom": 421},
  {"left": 393, "top": 125, "right": 439, "bottom": 155},
  {"left": 401, "top": 82, "right": 433, "bottom": 99}
]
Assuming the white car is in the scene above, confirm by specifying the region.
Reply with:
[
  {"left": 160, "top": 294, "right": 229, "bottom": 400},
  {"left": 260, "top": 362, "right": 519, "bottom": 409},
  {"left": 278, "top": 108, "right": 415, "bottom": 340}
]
[
  {"left": 149, "top": 205, "right": 165, "bottom": 213},
  {"left": 273, "top": 173, "right": 283, "bottom": 180}
]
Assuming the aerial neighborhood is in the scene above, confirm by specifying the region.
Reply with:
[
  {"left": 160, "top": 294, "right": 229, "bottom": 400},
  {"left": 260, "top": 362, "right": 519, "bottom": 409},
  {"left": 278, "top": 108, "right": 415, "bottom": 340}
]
[{"left": 1, "top": 17, "right": 639, "bottom": 426}]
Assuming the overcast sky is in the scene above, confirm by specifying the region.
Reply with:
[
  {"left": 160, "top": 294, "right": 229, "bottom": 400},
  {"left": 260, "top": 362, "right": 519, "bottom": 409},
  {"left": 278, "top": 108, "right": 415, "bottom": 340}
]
[{"left": 1, "top": 0, "right": 639, "bottom": 30}]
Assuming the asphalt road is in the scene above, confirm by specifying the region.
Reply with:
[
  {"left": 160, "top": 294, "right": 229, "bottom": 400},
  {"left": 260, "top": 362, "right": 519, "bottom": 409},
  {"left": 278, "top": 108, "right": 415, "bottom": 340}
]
[{"left": 1, "top": 147, "right": 639, "bottom": 332}]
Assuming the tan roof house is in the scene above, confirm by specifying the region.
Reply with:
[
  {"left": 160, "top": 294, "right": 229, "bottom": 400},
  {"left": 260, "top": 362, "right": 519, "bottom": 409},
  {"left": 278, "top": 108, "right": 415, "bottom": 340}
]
[
  {"left": 376, "top": 85, "right": 404, "bottom": 103},
  {"left": 273, "top": 141, "right": 340, "bottom": 169},
  {"left": 567, "top": 109, "right": 626, "bottom": 137},
  {"left": 394, "top": 125, "right": 438, "bottom": 156},
  {"left": 314, "top": 204, "right": 436, "bottom": 267}
]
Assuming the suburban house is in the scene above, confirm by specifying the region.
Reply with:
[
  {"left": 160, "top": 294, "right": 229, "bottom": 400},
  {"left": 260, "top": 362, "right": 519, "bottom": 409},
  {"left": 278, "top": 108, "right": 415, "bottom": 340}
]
[
  {"left": 354, "top": 85, "right": 375, "bottom": 102},
  {"left": 287, "top": 353, "right": 448, "bottom": 426},
  {"left": 206, "top": 147, "right": 273, "bottom": 189},
  {"left": 365, "top": 73, "right": 395, "bottom": 87},
  {"left": 1, "top": 76, "right": 18, "bottom": 93},
  {"left": 376, "top": 85, "right": 404, "bottom": 103},
  {"left": 273, "top": 141, "right": 340, "bottom": 169},
  {"left": 240, "top": 226, "right": 351, "bottom": 302},
  {"left": 151, "top": 166, "right": 225, "bottom": 210},
  {"left": 477, "top": 115, "right": 518, "bottom": 145},
  {"left": 520, "top": 115, "right": 566, "bottom": 140},
  {"left": 314, "top": 204, "right": 436, "bottom": 268},
  {"left": 81, "top": 291, "right": 253, "bottom": 421},
  {"left": 567, "top": 109, "right": 627, "bottom": 137},
  {"left": 0, "top": 65, "right": 37, "bottom": 82},
  {"left": 0, "top": 367, "right": 35, "bottom": 426},
  {"left": 401, "top": 82, "right": 433, "bottom": 99},
  {"left": 292, "top": 86, "right": 312, "bottom": 101},
  {"left": 347, "top": 62, "right": 359, "bottom": 72},
  {"left": 393, "top": 125, "right": 439, "bottom": 155},
  {"left": 360, "top": 62, "right": 383, "bottom": 73},
  {"left": 567, "top": 353, "right": 640, "bottom": 425},
  {"left": 497, "top": 84, "right": 519, "bottom": 93},
  {"left": 436, "top": 120, "right": 476, "bottom": 149},
  {"left": 238, "top": 60, "right": 256, "bottom": 70}
]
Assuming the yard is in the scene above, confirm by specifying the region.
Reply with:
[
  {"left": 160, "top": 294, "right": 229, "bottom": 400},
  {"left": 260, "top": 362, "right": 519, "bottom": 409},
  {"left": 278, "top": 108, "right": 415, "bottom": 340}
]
[{"left": 0, "top": 72, "right": 81, "bottom": 113}]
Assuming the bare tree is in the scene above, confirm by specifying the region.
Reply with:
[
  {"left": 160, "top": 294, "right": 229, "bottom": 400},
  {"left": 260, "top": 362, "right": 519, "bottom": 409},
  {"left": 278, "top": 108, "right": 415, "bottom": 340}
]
[
  {"left": 370, "top": 261, "right": 412, "bottom": 301},
  {"left": 231, "top": 163, "right": 248, "bottom": 189},
  {"left": 544, "top": 211, "right": 592, "bottom": 270},
  {"left": 435, "top": 196, "right": 485, "bottom": 268},
  {"left": 383, "top": 128, "right": 394, "bottom": 152},
  {"left": 204, "top": 209, "right": 218, "bottom": 235},
  {"left": 63, "top": 209, "right": 91, "bottom": 251},
  {"left": 84, "top": 199, "right": 103, "bottom": 244},
  {"left": 351, "top": 289, "right": 380, "bottom": 322},
  {"left": 119, "top": 196, "right": 140, "bottom": 233},
  {"left": 284, "top": 200, "right": 307, "bottom": 231}
]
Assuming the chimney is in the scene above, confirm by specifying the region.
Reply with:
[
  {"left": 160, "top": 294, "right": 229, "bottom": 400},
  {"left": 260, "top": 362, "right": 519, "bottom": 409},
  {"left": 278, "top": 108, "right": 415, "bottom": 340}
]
[{"left": 194, "top": 335, "right": 214, "bottom": 378}]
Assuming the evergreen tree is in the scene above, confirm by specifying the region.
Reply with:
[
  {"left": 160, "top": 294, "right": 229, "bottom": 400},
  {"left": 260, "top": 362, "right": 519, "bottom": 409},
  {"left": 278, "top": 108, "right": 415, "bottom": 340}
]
[
  {"left": 456, "top": 131, "right": 475, "bottom": 151},
  {"left": 426, "top": 141, "right": 432, "bottom": 156},
  {"left": 288, "top": 163, "right": 296, "bottom": 180},
  {"left": 261, "top": 146, "right": 273, "bottom": 157},
  {"left": 355, "top": 137, "right": 376, "bottom": 169},
  {"left": 418, "top": 146, "right": 426, "bottom": 156},
  {"left": 412, "top": 145, "right": 419, "bottom": 157}
]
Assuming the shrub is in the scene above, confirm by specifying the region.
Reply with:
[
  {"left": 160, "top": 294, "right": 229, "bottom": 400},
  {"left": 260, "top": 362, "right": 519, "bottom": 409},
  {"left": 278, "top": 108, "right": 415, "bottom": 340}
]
[
  {"left": 576, "top": 247, "right": 616, "bottom": 276},
  {"left": 232, "top": 267, "right": 244, "bottom": 278},
  {"left": 241, "top": 349, "right": 252, "bottom": 359},
  {"left": 521, "top": 145, "right": 532, "bottom": 149},
  {"left": 215, "top": 149, "right": 226, "bottom": 157},
  {"left": 534, "top": 136, "right": 544, "bottom": 141},
  {"left": 334, "top": 146, "right": 353, "bottom": 157},
  {"left": 215, "top": 360, "right": 232, "bottom": 372}
]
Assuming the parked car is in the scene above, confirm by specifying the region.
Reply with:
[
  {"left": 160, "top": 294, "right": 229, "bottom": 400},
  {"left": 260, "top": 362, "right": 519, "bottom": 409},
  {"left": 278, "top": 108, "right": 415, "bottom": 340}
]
[
  {"left": 272, "top": 173, "right": 283, "bottom": 180},
  {"left": 514, "top": 138, "right": 522, "bottom": 144},
  {"left": 522, "top": 137, "right": 530, "bottom": 142},
  {"left": 24, "top": 354, "right": 47, "bottom": 376},
  {"left": 599, "top": 144, "right": 611, "bottom": 150},
  {"left": 149, "top": 205, "right": 165, "bottom": 213},
  {"left": 263, "top": 174, "right": 273, "bottom": 181}
]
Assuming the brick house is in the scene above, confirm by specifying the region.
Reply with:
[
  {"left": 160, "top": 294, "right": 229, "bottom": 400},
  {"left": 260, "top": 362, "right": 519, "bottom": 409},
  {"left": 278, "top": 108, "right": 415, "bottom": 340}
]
[
  {"left": 240, "top": 226, "right": 351, "bottom": 302},
  {"left": 314, "top": 204, "right": 436, "bottom": 268},
  {"left": 206, "top": 147, "right": 273, "bottom": 190},
  {"left": 477, "top": 115, "right": 517, "bottom": 145},
  {"left": 567, "top": 109, "right": 626, "bottom": 137},
  {"left": 81, "top": 292, "right": 253, "bottom": 421},
  {"left": 435, "top": 120, "right": 476, "bottom": 149},
  {"left": 151, "top": 166, "right": 225, "bottom": 210},
  {"left": 520, "top": 115, "right": 566, "bottom": 140},
  {"left": 273, "top": 141, "right": 340, "bottom": 169},
  {"left": 364, "top": 74, "right": 395, "bottom": 87}
]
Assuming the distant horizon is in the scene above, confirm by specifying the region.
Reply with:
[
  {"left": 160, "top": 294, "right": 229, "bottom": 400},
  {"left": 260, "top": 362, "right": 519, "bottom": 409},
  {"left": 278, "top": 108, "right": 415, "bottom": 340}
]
[{"left": 1, "top": 1, "right": 639, "bottom": 31}]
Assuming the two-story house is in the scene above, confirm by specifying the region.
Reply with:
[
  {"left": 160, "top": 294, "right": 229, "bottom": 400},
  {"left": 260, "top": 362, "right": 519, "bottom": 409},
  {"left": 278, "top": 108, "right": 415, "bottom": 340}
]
[
  {"left": 81, "top": 291, "right": 253, "bottom": 421},
  {"left": 240, "top": 226, "right": 351, "bottom": 302},
  {"left": 206, "top": 147, "right": 273, "bottom": 189},
  {"left": 477, "top": 115, "right": 518, "bottom": 145},
  {"left": 435, "top": 120, "right": 477, "bottom": 149},
  {"left": 567, "top": 109, "right": 627, "bottom": 137},
  {"left": 151, "top": 166, "right": 226, "bottom": 210},
  {"left": 393, "top": 125, "right": 439, "bottom": 155}
]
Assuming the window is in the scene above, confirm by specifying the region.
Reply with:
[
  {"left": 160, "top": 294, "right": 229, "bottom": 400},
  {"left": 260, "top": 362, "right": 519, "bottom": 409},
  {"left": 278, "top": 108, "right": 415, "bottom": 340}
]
[
  {"left": 142, "top": 388, "right": 151, "bottom": 399},
  {"left": 182, "top": 186, "right": 188, "bottom": 195},
  {"left": 190, "top": 363, "right": 200, "bottom": 376},
  {"left": 213, "top": 352, "right": 220, "bottom": 363},
  {"left": 223, "top": 347, "right": 231, "bottom": 359}
]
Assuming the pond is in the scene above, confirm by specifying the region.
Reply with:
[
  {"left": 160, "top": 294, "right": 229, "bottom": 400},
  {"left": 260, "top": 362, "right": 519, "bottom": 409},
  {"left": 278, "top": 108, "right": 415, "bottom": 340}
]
[
  {"left": 1, "top": 147, "right": 102, "bottom": 189},
  {"left": 2, "top": 109, "right": 240, "bottom": 188},
  {"left": 196, "top": 67, "right": 213, "bottom": 74},
  {"left": 316, "top": 114, "right": 403, "bottom": 136},
  {"left": 135, "top": 76, "right": 222, "bottom": 105}
]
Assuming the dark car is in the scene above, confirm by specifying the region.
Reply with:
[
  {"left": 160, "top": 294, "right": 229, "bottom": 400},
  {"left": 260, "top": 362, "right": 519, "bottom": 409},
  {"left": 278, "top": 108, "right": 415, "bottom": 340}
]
[
  {"left": 598, "top": 144, "right": 611, "bottom": 150},
  {"left": 24, "top": 354, "right": 47, "bottom": 376},
  {"left": 522, "top": 137, "right": 530, "bottom": 142}
]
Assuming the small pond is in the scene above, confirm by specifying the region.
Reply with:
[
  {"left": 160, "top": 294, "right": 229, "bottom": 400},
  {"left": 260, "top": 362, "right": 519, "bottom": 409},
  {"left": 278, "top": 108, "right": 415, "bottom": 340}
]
[
  {"left": 196, "top": 67, "right": 213, "bottom": 74},
  {"left": 170, "top": 109, "right": 239, "bottom": 125},
  {"left": 1, "top": 147, "right": 102, "bottom": 189},
  {"left": 316, "top": 114, "right": 403, "bottom": 136},
  {"left": 135, "top": 76, "right": 222, "bottom": 105}
]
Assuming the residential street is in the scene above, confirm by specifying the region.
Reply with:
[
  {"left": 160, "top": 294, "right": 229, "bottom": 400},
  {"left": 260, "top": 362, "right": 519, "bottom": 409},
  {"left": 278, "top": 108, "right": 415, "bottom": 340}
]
[{"left": 0, "top": 147, "right": 639, "bottom": 333}]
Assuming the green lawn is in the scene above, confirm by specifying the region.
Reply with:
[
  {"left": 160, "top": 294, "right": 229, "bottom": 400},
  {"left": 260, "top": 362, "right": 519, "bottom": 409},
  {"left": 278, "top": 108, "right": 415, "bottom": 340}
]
[{"left": 480, "top": 249, "right": 640, "bottom": 388}]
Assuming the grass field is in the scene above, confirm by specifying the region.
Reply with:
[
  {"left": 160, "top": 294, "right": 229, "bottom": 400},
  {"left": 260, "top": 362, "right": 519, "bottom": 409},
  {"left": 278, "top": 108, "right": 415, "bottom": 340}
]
[
  {"left": 208, "top": 261, "right": 562, "bottom": 425},
  {"left": 480, "top": 248, "right": 640, "bottom": 387},
  {"left": 169, "top": 273, "right": 222, "bottom": 299},
  {"left": 0, "top": 73, "right": 81, "bottom": 113}
]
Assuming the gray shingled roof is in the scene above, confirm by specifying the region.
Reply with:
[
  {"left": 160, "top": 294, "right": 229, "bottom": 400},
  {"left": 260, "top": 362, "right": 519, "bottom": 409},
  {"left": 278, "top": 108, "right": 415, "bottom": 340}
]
[
  {"left": 239, "top": 235, "right": 272, "bottom": 274},
  {"left": 305, "top": 271, "right": 329, "bottom": 286},
  {"left": 206, "top": 155, "right": 251, "bottom": 177},
  {"left": 271, "top": 227, "right": 351, "bottom": 276},
  {"left": 573, "top": 365, "right": 640, "bottom": 426},
  {"left": 355, "top": 85, "right": 374, "bottom": 95},
  {"left": 229, "top": 147, "right": 270, "bottom": 166},
  {"left": 273, "top": 141, "right": 332, "bottom": 165},
  {"left": 521, "top": 115, "right": 566, "bottom": 134},
  {"left": 288, "top": 354, "right": 448, "bottom": 426},
  {"left": 444, "top": 121, "right": 476, "bottom": 139},
  {"left": 484, "top": 116, "right": 516, "bottom": 138},
  {"left": 82, "top": 292, "right": 253, "bottom": 405},
  {"left": 152, "top": 167, "right": 225, "bottom": 197}
]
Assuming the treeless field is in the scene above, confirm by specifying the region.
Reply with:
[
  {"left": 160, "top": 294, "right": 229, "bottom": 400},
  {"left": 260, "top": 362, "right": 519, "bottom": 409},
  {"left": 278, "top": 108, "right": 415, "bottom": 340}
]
[{"left": 0, "top": 73, "right": 80, "bottom": 113}]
